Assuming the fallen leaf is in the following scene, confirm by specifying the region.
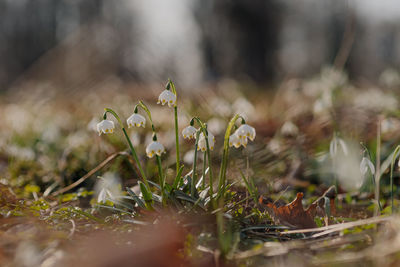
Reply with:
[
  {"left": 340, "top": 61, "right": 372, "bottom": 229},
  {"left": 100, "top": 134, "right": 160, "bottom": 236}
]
[{"left": 259, "top": 186, "right": 337, "bottom": 229}]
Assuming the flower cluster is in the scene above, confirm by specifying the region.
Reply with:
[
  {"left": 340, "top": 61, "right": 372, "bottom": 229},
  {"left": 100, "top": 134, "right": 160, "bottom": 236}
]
[
  {"left": 229, "top": 124, "right": 256, "bottom": 148},
  {"left": 182, "top": 125, "right": 216, "bottom": 151},
  {"left": 97, "top": 87, "right": 178, "bottom": 159}
]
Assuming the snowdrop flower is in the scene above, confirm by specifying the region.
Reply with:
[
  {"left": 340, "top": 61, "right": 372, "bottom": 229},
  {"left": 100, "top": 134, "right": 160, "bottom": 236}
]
[
  {"left": 95, "top": 172, "right": 122, "bottom": 203},
  {"left": 146, "top": 141, "right": 165, "bottom": 158},
  {"left": 236, "top": 124, "right": 256, "bottom": 141},
  {"left": 360, "top": 157, "right": 375, "bottom": 176},
  {"left": 229, "top": 133, "right": 247, "bottom": 148},
  {"left": 96, "top": 120, "right": 115, "bottom": 136},
  {"left": 157, "top": 90, "right": 176, "bottom": 107},
  {"left": 182, "top": 126, "right": 197, "bottom": 140},
  {"left": 329, "top": 136, "right": 348, "bottom": 157},
  {"left": 197, "top": 132, "right": 215, "bottom": 151},
  {"left": 127, "top": 113, "right": 146, "bottom": 128}
]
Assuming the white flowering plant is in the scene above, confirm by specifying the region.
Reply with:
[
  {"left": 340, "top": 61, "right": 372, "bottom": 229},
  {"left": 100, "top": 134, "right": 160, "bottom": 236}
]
[{"left": 94, "top": 79, "right": 257, "bottom": 210}]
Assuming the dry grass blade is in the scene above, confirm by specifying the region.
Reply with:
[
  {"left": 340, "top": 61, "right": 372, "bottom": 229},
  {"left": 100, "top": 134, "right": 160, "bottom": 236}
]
[
  {"left": 281, "top": 215, "right": 392, "bottom": 236},
  {"left": 51, "top": 151, "right": 128, "bottom": 196}
]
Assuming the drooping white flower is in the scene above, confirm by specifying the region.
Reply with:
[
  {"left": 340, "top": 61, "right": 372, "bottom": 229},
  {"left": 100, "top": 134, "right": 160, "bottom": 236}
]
[
  {"left": 329, "top": 136, "right": 348, "bottom": 157},
  {"left": 96, "top": 120, "right": 115, "bottom": 136},
  {"left": 236, "top": 124, "right": 256, "bottom": 141},
  {"left": 127, "top": 113, "right": 146, "bottom": 128},
  {"left": 360, "top": 157, "right": 375, "bottom": 176},
  {"left": 182, "top": 126, "right": 197, "bottom": 140},
  {"left": 157, "top": 90, "right": 176, "bottom": 107},
  {"left": 146, "top": 141, "right": 165, "bottom": 158},
  {"left": 95, "top": 172, "right": 122, "bottom": 203},
  {"left": 197, "top": 131, "right": 215, "bottom": 151}
]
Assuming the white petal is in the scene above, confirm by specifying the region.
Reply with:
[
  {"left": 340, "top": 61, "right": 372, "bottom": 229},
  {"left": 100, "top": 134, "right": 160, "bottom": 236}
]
[
  {"left": 329, "top": 138, "right": 337, "bottom": 157},
  {"left": 360, "top": 157, "right": 368, "bottom": 175},
  {"left": 367, "top": 159, "right": 375, "bottom": 174},
  {"left": 98, "top": 188, "right": 107, "bottom": 203},
  {"left": 338, "top": 139, "right": 348, "bottom": 156},
  {"left": 360, "top": 157, "right": 375, "bottom": 175}
]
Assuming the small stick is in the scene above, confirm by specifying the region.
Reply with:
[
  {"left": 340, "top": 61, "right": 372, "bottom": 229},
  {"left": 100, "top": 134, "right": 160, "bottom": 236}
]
[
  {"left": 51, "top": 151, "right": 128, "bottom": 196},
  {"left": 281, "top": 215, "right": 392, "bottom": 235}
]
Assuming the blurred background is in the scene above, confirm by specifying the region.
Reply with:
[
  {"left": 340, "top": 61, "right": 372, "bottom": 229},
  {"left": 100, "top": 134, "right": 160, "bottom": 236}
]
[{"left": 2, "top": 0, "right": 400, "bottom": 92}]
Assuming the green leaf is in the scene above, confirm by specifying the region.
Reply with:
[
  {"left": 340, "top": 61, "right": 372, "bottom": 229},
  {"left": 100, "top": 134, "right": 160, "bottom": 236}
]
[
  {"left": 139, "top": 182, "right": 153, "bottom": 206},
  {"left": 172, "top": 165, "right": 185, "bottom": 189},
  {"left": 126, "top": 187, "right": 146, "bottom": 209}
]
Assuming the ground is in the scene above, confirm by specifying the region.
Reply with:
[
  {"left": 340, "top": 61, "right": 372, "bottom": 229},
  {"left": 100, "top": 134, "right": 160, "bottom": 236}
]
[{"left": 1, "top": 69, "right": 400, "bottom": 266}]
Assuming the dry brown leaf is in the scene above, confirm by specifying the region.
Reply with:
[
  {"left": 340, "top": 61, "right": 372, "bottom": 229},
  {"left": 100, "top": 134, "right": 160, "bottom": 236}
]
[{"left": 260, "top": 186, "right": 337, "bottom": 229}]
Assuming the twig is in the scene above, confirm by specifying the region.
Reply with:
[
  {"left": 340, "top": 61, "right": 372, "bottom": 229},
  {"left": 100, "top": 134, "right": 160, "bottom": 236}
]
[
  {"left": 51, "top": 151, "right": 128, "bottom": 196},
  {"left": 281, "top": 215, "right": 392, "bottom": 236}
]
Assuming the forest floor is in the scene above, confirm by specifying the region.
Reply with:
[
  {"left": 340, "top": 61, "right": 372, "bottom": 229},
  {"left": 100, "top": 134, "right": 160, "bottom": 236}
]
[{"left": 1, "top": 69, "right": 400, "bottom": 266}]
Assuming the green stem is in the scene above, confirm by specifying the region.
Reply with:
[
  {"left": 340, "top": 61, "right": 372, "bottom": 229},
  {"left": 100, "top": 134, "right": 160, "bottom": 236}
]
[
  {"left": 217, "top": 114, "right": 240, "bottom": 199},
  {"left": 203, "top": 129, "right": 215, "bottom": 208},
  {"left": 122, "top": 128, "right": 150, "bottom": 189},
  {"left": 202, "top": 150, "right": 207, "bottom": 189},
  {"left": 191, "top": 117, "right": 215, "bottom": 204},
  {"left": 156, "top": 155, "right": 165, "bottom": 205},
  {"left": 390, "top": 145, "right": 400, "bottom": 214},
  {"left": 168, "top": 79, "right": 180, "bottom": 175},
  {"left": 174, "top": 106, "right": 180, "bottom": 174},
  {"left": 104, "top": 108, "right": 149, "bottom": 189}
]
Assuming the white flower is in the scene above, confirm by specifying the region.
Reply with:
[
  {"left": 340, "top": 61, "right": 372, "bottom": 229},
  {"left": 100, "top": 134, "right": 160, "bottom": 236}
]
[
  {"left": 197, "top": 132, "right": 215, "bottom": 151},
  {"left": 96, "top": 120, "right": 115, "bottom": 136},
  {"left": 95, "top": 172, "right": 122, "bottom": 203},
  {"left": 146, "top": 141, "right": 165, "bottom": 158},
  {"left": 182, "top": 126, "right": 197, "bottom": 139},
  {"left": 236, "top": 124, "right": 256, "bottom": 141},
  {"left": 127, "top": 113, "right": 146, "bottom": 128},
  {"left": 157, "top": 90, "right": 176, "bottom": 107},
  {"left": 229, "top": 133, "right": 245, "bottom": 148},
  {"left": 329, "top": 136, "right": 348, "bottom": 157},
  {"left": 360, "top": 157, "right": 375, "bottom": 176}
]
